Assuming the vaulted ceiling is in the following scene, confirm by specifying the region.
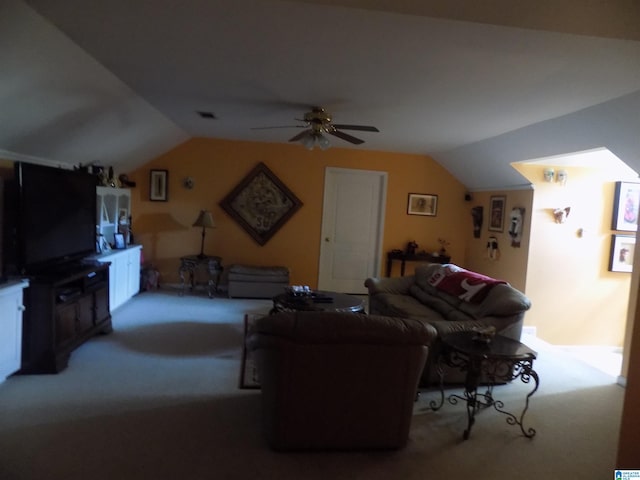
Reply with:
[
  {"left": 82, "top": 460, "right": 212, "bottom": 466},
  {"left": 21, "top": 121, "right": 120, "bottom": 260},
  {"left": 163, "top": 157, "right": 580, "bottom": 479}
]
[{"left": 2, "top": 0, "right": 639, "bottom": 189}]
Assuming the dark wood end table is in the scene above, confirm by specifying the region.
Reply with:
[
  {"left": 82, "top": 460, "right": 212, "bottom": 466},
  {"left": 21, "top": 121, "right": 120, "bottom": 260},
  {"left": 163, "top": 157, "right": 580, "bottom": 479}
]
[
  {"left": 271, "top": 290, "right": 365, "bottom": 314},
  {"left": 386, "top": 250, "right": 451, "bottom": 276},
  {"left": 430, "top": 331, "right": 539, "bottom": 440}
]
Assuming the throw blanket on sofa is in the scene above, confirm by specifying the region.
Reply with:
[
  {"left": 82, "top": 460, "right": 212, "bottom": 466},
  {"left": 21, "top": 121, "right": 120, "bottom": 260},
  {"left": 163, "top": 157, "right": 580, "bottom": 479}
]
[{"left": 427, "top": 264, "right": 506, "bottom": 303}]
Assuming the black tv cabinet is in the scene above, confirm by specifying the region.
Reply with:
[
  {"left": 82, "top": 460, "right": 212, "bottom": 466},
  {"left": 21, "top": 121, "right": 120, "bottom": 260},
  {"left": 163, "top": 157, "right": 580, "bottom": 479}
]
[{"left": 20, "top": 263, "right": 112, "bottom": 374}]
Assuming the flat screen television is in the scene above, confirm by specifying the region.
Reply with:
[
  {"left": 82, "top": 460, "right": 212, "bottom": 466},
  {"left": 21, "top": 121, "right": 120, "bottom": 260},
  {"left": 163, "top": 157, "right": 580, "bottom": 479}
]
[{"left": 15, "top": 162, "right": 97, "bottom": 274}]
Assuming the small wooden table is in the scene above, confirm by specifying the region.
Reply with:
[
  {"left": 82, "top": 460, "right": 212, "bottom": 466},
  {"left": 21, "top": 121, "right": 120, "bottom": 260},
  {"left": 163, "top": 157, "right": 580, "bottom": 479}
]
[
  {"left": 430, "top": 331, "right": 539, "bottom": 440},
  {"left": 386, "top": 251, "right": 451, "bottom": 276},
  {"left": 178, "top": 255, "right": 223, "bottom": 298},
  {"left": 271, "top": 290, "right": 366, "bottom": 314}
]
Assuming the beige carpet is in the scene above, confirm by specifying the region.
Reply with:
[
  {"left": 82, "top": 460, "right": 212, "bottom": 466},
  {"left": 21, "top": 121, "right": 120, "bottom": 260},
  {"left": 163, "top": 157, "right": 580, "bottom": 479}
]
[{"left": 0, "top": 289, "right": 624, "bottom": 480}]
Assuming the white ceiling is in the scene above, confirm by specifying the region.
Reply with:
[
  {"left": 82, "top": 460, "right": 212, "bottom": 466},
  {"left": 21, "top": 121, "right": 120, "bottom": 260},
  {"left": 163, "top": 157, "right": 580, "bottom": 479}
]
[{"left": 2, "top": 0, "right": 640, "bottom": 189}]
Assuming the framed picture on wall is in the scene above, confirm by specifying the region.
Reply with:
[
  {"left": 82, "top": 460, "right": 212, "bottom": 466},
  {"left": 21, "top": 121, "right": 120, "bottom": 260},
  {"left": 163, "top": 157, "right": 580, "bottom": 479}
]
[
  {"left": 149, "top": 169, "right": 168, "bottom": 202},
  {"left": 612, "top": 181, "right": 640, "bottom": 231},
  {"left": 488, "top": 195, "right": 506, "bottom": 232},
  {"left": 407, "top": 193, "right": 438, "bottom": 216},
  {"left": 609, "top": 234, "right": 635, "bottom": 273}
]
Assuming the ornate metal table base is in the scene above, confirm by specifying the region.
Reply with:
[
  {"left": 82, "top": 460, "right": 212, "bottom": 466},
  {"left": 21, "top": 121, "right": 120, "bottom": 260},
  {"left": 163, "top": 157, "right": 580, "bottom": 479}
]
[
  {"left": 430, "top": 333, "right": 539, "bottom": 440},
  {"left": 178, "top": 255, "right": 223, "bottom": 298}
]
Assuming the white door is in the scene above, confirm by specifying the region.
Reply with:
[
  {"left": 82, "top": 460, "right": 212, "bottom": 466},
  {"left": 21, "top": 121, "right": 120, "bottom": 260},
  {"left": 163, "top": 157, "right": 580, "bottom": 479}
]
[
  {"left": 318, "top": 168, "right": 387, "bottom": 293},
  {"left": 126, "top": 247, "right": 141, "bottom": 298}
]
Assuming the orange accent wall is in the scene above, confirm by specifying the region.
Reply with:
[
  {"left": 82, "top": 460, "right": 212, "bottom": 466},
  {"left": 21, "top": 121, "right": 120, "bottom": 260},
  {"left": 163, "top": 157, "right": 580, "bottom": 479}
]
[
  {"left": 463, "top": 189, "right": 533, "bottom": 293},
  {"left": 128, "top": 138, "right": 468, "bottom": 287}
]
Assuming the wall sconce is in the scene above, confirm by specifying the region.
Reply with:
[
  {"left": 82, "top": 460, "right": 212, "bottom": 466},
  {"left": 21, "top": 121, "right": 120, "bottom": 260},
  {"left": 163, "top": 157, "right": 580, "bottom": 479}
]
[
  {"left": 183, "top": 176, "right": 195, "bottom": 189},
  {"left": 543, "top": 168, "right": 555, "bottom": 182},
  {"left": 553, "top": 207, "right": 571, "bottom": 223},
  {"left": 556, "top": 170, "right": 568, "bottom": 185}
]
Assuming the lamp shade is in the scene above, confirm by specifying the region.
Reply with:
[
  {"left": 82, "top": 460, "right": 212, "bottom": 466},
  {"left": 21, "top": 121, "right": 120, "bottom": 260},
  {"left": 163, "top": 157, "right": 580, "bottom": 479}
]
[{"left": 193, "top": 210, "right": 216, "bottom": 229}]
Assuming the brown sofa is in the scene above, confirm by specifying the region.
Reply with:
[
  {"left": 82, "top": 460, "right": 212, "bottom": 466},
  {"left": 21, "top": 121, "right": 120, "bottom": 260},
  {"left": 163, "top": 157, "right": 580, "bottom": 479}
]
[
  {"left": 364, "top": 263, "right": 532, "bottom": 385},
  {"left": 247, "top": 311, "right": 434, "bottom": 450}
]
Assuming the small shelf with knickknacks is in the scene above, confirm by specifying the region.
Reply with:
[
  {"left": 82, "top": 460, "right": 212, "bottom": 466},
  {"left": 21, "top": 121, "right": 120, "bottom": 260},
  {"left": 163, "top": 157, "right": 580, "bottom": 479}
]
[{"left": 96, "top": 186, "right": 132, "bottom": 248}]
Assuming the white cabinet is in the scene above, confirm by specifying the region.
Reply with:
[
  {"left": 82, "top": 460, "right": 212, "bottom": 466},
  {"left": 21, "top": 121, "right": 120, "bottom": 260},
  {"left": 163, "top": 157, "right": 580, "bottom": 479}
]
[
  {"left": 0, "top": 280, "right": 29, "bottom": 382},
  {"left": 96, "top": 245, "right": 142, "bottom": 311},
  {"left": 96, "top": 187, "right": 131, "bottom": 245}
]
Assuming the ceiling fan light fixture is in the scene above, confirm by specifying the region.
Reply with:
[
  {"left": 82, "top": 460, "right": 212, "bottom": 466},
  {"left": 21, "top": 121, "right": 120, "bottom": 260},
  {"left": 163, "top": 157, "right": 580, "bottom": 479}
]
[
  {"left": 301, "top": 132, "right": 315, "bottom": 150},
  {"left": 317, "top": 133, "right": 331, "bottom": 150},
  {"left": 256, "top": 106, "right": 378, "bottom": 149}
]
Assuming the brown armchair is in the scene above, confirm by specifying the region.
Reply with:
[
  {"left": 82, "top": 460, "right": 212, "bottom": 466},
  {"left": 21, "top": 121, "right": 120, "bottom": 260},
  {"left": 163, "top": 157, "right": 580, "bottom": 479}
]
[{"left": 247, "top": 311, "right": 434, "bottom": 451}]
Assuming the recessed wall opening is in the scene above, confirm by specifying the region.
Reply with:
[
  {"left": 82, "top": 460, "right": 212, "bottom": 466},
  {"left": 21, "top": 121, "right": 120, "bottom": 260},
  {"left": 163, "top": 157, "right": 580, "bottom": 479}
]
[{"left": 511, "top": 147, "right": 638, "bottom": 383}]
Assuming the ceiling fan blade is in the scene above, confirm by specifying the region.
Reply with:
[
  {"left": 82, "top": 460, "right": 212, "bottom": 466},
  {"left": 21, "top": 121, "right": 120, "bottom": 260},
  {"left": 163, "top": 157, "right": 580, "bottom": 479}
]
[
  {"left": 289, "top": 130, "right": 311, "bottom": 142},
  {"left": 251, "top": 125, "right": 306, "bottom": 130},
  {"left": 329, "top": 129, "right": 365, "bottom": 145},
  {"left": 332, "top": 124, "right": 379, "bottom": 132}
]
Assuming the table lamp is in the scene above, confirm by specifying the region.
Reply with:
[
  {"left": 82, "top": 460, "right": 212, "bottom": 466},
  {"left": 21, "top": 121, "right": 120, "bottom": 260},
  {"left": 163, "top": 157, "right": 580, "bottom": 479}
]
[{"left": 192, "top": 210, "right": 216, "bottom": 258}]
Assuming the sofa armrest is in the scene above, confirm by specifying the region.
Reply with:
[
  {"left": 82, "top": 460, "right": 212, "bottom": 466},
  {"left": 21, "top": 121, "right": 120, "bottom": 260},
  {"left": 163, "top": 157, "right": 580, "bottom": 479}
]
[
  {"left": 429, "top": 312, "right": 525, "bottom": 341},
  {"left": 364, "top": 275, "right": 415, "bottom": 295}
]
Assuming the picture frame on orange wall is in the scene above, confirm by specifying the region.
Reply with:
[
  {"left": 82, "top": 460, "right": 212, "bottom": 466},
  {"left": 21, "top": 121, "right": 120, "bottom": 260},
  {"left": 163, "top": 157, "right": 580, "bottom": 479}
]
[
  {"left": 150, "top": 169, "right": 168, "bottom": 202},
  {"left": 407, "top": 193, "right": 438, "bottom": 216},
  {"left": 488, "top": 195, "right": 506, "bottom": 232}
]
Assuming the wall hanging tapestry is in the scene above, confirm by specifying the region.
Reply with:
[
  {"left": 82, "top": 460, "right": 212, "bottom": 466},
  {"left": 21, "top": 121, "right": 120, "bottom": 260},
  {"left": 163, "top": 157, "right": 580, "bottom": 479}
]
[{"left": 220, "top": 162, "right": 303, "bottom": 245}]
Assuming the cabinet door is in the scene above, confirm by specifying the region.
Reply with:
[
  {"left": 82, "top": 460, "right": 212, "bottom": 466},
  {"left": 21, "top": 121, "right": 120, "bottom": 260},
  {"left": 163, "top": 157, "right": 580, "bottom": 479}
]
[
  {"left": 76, "top": 295, "right": 94, "bottom": 333},
  {"left": 111, "top": 253, "right": 129, "bottom": 311},
  {"left": 0, "top": 287, "right": 26, "bottom": 380},
  {"left": 94, "top": 287, "right": 110, "bottom": 324},
  {"left": 127, "top": 249, "right": 141, "bottom": 298},
  {"left": 55, "top": 303, "right": 77, "bottom": 347}
]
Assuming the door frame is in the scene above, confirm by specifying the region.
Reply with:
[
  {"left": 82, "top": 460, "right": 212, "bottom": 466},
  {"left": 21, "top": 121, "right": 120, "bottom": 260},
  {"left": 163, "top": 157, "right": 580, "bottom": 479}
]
[{"left": 317, "top": 167, "right": 387, "bottom": 292}]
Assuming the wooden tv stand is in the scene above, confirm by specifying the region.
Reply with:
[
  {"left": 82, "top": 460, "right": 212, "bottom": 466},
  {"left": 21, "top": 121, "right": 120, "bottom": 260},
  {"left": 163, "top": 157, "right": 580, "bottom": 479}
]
[{"left": 20, "top": 263, "right": 112, "bottom": 374}]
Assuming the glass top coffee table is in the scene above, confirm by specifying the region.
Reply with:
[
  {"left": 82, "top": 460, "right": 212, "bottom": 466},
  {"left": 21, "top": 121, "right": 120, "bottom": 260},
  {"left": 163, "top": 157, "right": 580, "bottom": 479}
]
[
  {"left": 271, "top": 290, "right": 366, "bottom": 314},
  {"left": 430, "top": 331, "right": 539, "bottom": 440}
]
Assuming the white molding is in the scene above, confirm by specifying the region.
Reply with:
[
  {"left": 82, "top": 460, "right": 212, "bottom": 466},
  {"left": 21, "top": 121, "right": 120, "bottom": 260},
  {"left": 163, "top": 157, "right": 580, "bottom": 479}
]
[{"left": 0, "top": 149, "right": 72, "bottom": 169}]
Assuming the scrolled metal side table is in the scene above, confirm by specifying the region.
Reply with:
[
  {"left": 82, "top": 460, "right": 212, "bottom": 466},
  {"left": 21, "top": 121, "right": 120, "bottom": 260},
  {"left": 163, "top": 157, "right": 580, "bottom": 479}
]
[
  {"left": 178, "top": 255, "right": 223, "bottom": 298},
  {"left": 430, "top": 331, "right": 539, "bottom": 440}
]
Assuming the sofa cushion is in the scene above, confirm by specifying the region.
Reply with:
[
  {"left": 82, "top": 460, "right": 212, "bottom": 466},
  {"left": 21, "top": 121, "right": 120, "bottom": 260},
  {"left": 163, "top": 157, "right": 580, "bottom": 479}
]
[
  {"left": 408, "top": 284, "right": 474, "bottom": 322},
  {"left": 372, "top": 292, "right": 445, "bottom": 321},
  {"left": 228, "top": 272, "right": 289, "bottom": 282},
  {"left": 228, "top": 264, "right": 289, "bottom": 276},
  {"left": 413, "top": 266, "right": 464, "bottom": 308},
  {"left": 458, "top": 283, "right": 531, "bottom": 319}
]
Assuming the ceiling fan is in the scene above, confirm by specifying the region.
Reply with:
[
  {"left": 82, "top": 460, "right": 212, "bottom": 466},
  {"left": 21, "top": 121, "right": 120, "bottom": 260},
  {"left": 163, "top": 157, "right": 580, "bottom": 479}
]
[{"left": 252, "top": 106, "right": 379, "bottom": 150}]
